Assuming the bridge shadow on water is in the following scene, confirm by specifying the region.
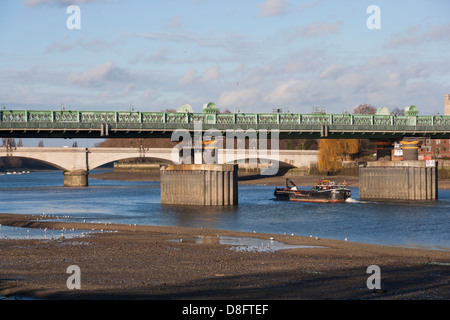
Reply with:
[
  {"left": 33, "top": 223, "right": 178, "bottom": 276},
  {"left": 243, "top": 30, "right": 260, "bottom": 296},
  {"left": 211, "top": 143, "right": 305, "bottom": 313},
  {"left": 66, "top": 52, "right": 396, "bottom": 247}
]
[{"left": 237, "top": 167, "right": 292, "bottom": 182}]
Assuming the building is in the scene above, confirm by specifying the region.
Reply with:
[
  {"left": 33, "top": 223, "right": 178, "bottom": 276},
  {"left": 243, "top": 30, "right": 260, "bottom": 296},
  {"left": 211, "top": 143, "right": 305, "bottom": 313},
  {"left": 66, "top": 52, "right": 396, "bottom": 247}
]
[
  {"left": 419, "top": 138, "right": 450, "bottom": 160},
  {"left": 445, "top": 94, "right": 450, "bottom": 116},
  {"left": 417, "top": 94, "right": 450, "bottom": 160}
]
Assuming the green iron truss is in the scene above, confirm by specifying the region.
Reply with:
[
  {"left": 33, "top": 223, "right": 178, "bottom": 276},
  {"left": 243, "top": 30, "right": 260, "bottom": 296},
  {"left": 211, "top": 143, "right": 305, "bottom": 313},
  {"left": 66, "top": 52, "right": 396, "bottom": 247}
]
[{"left": 1, "top": 109, "right": 450, "bottom": 139}]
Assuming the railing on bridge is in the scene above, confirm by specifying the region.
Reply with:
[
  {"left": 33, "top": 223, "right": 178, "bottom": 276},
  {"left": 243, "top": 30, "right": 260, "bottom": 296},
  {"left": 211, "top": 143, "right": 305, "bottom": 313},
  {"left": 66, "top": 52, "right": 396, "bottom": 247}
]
[{"left": 1, "top": 109, "right": 450, "bottom": 138}]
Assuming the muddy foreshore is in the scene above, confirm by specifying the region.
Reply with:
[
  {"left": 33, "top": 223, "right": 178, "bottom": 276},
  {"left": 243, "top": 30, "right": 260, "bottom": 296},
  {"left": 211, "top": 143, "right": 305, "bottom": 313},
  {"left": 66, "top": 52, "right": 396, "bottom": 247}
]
[{"left": 0, "top": 213, "right": 449, "bottom": 301}]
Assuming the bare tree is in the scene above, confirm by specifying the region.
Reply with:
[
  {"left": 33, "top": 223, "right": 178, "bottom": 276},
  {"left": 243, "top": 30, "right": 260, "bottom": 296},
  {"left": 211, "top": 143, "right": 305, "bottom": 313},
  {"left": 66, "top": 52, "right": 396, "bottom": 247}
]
[
  {"left": 391, "top": 107, "right": 404, "bottom": 116},
  {"left": 353, "top": 104, "right": 377, "bottom": 114}
]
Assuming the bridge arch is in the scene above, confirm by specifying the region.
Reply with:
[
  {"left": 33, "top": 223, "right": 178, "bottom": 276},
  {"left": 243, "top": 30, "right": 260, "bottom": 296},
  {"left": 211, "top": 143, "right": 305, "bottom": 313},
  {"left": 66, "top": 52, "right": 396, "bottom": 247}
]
[
  {"left": 87, "top": 148, "right": 174, "bottom": 170},
  {"left": 0, "top": 155, "right": 63, "bottom": 171}
]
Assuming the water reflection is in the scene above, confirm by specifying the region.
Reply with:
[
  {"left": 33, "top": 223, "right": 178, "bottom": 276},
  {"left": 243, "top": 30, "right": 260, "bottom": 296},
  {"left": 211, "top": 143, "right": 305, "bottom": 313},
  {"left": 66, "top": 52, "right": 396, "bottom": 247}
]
[
  {"left": 160, "top": 204, "right": 240, "bottom": 230},
  {"left": 168, "top": 235, "right": 326, "bottom": 252}
]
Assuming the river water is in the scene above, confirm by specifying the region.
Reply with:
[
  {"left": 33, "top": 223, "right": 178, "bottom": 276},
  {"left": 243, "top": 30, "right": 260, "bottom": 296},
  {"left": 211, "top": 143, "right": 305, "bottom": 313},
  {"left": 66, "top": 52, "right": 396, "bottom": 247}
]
[{"left": 0, "top": 170, "right": 449, "bottom": 251}]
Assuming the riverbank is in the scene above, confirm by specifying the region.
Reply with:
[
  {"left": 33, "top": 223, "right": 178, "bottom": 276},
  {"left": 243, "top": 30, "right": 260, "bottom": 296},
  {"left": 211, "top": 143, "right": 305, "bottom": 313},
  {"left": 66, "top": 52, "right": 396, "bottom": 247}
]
[
  {"left": 0, "top": 213, "right": 448, "bottom": 300},
  {"left": 90, "top": 170, "right": 450, "bottom": 189}
]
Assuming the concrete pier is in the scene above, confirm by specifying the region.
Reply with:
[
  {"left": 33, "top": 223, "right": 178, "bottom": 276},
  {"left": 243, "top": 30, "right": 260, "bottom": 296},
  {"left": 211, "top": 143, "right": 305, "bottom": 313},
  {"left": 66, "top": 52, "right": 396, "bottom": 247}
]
[
  {"left": 359, "top": 161, "right": 438, "bottom": 201},
  {"left": 63, "top": 170, "right": 89, "bottom": 187},
  {"left": 400, "top": 139, "right": 420, "bottom": 161},
  {"left": 160, "top": 164, "right": 238, "bottom": 206}
]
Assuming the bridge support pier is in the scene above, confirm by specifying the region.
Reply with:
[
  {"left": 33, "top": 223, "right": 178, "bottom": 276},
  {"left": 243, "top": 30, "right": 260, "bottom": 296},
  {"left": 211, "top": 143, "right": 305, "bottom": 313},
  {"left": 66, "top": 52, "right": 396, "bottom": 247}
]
[
  {"left": 400, "top": 138, "right": 420, "bottom": 161},
  {"left": 374, "top": 141, "right": 393, "bottom": 161},
  {"left": 359, "top": 161, "right": 437, "bottom": 201},
  {"left": 64, "top": 170, "right": 89, "bottom": 187},
  {"left": 160, "top": 164, "right": 238, "bottom": 206}
]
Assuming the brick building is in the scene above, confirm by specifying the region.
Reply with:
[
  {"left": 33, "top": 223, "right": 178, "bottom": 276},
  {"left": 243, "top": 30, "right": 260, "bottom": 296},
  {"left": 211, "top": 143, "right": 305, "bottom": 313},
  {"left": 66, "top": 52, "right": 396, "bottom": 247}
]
[
  {"left": 419, "top": 138, "right": 450, "bottom": 160},
  {"left": 417, "top": 94, "right": 450, "bottom": 160}
]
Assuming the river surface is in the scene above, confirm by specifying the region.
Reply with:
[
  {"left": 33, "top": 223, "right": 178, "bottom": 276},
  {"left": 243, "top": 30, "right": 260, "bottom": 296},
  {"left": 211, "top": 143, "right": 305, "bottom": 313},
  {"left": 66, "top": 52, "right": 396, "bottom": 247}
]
[{"left": 0, "top": 170, "right": 449, "bottom": 251}]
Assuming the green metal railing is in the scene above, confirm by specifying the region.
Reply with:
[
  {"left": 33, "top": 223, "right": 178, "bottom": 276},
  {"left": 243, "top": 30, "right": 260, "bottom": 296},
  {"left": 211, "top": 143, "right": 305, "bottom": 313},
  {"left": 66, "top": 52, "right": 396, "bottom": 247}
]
[
  {"left": 2, "top": 109, "right": 450, "bottom": 126},
  {"left": 1, "top": 109, "right": 450, "bottom": 138}
]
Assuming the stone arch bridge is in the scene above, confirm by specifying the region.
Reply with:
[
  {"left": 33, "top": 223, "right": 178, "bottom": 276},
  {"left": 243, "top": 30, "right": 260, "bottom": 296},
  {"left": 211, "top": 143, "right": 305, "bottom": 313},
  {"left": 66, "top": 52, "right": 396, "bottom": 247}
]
[{"left": 0, "top": 147, "right": 318, "bottom": 186}]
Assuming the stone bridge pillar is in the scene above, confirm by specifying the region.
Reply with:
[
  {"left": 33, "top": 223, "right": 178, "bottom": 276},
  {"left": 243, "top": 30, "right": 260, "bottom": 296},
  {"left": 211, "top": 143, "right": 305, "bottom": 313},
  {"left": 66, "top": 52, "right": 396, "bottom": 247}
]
[
  {"left": 400, "top": 138, "right": 421, "bottom": 161},
  {"left": 64, "top": 169, "right": 89, "bottom": 187}
]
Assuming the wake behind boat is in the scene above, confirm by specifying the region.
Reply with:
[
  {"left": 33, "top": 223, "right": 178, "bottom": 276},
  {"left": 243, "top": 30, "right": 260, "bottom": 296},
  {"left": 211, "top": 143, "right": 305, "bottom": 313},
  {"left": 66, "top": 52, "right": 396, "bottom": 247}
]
[{"left": 274, "top": 178, "right": 351, "bottom": 203}]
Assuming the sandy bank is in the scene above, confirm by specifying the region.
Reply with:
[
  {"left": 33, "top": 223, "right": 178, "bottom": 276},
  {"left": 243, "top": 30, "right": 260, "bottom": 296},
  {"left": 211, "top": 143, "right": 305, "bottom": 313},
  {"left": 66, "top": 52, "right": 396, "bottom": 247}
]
[{"left": 0, "top": 213, "right": 448, "bottom": 300}]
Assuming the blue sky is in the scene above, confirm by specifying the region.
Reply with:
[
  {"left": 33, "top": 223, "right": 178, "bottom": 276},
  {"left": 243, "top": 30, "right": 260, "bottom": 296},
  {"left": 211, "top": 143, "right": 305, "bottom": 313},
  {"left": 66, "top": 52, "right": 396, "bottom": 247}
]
[{"left": 1, "top": 0, "right": 449, "bottom": 120}]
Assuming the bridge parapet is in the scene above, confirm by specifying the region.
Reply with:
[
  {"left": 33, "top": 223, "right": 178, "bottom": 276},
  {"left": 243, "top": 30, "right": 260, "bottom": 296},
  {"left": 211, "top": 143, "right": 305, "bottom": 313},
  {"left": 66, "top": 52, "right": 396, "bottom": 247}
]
[{"left": 1, "top": 110, "right": 450, "bottom": 139}]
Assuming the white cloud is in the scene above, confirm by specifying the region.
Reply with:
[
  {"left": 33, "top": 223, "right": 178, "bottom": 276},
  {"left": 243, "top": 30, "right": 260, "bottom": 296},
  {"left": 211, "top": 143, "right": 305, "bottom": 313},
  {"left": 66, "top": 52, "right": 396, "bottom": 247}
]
[
  {"left": 264, "top": 80, "right": 309, "bottom": 105},
  {"left": 45, "top": 36, "right": 115, "bottom": 53},
  {"left": 218, "top": 88, "right": 260, "bottom": 108},
  {"left": 363, "top": 55, "right": 397, "bottom": 70},
  {"left": 178, "top": 68, "right": 197, "bottom": 85},
  {"left": 259, "top": 0, "right": 289, "bottom": 18},
  {"left": 388, "top": 23, "right": 450, "bottom": 48},
  {"left": 68, "top": 61, "right": 131, "bottom": 87},
  {"left": 296, "top": 0, "right": 322, "bottom": 13},
  {"left": 178, "top": 66, "right": 220, "bottom": 85},
  {"left": 319, "top": 64, "right": 344, "bottom": 79},
  {"left": 200, "top": 66, "right": 220, "bottom": 82},
  {"left": 168, "top": 15, "right": 183, "bottom": 29},
  {"left": 294, "top": 21, "right": 341, "bottom": 38}
]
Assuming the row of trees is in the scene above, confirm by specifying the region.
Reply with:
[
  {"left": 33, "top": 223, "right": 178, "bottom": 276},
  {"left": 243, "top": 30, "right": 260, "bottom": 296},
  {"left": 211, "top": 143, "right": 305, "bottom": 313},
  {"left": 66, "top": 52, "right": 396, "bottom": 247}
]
[
  {"left": 2, "top": 138, "right": 23, "bottom": 148},
  {"left": 1, "top": 138, "right": 80, "bottom": 148}
]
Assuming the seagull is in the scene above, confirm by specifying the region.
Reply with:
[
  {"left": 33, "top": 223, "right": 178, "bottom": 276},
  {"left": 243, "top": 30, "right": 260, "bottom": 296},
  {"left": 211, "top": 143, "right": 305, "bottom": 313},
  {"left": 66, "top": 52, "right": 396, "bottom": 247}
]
[{"left": 344, "top": 238, "right": 348, "bottom": 242}]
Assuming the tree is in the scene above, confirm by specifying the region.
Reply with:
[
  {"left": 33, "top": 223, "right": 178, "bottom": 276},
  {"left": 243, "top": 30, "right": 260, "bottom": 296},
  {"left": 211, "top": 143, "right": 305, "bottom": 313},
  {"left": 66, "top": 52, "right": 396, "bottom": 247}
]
[
  {"left": 318, "top": 139, "right": 359, "bottom": 174},
  {"left": 353, "top": 104, "right": 376, "bottom": 157},
  {"left": 353, "top": 104, "right": 376, "bottom": 115},
  {"left": 391, "top": 107, "right": 404, "bottom": 116},
  {"left": 5, "top": 138, "right": 16, "bottom": 148}
]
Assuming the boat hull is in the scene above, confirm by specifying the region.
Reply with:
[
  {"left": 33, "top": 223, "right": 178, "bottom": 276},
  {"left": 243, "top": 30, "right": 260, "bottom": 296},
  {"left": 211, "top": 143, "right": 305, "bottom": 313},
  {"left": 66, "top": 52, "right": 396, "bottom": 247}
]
[{"left": 274, "top": 188, "right": 351, "bottom": 203}]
